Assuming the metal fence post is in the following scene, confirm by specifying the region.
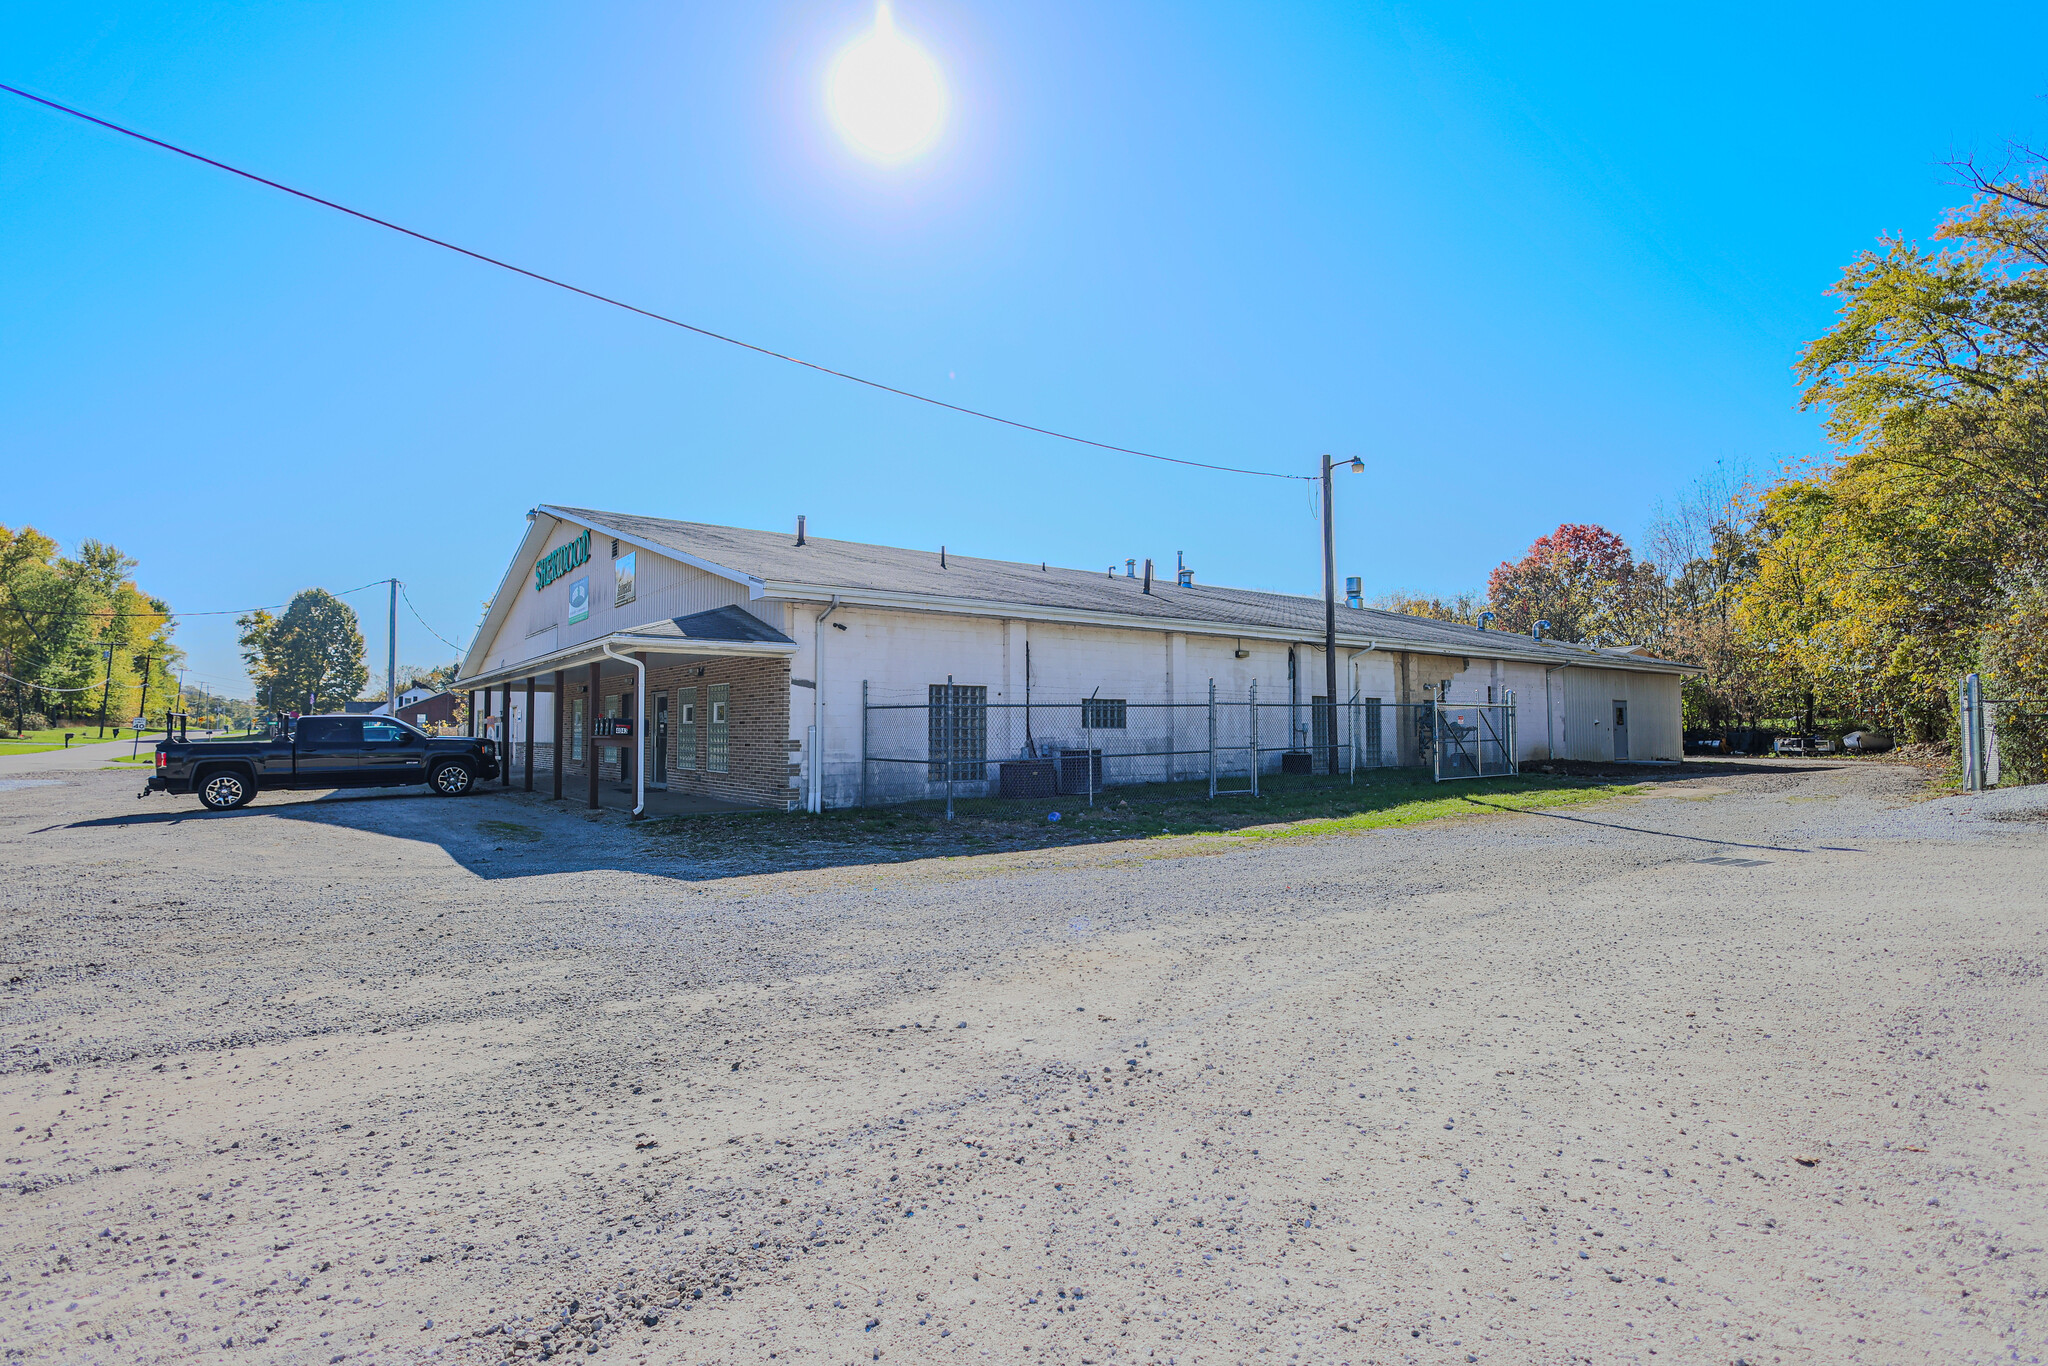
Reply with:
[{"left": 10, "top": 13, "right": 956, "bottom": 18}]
[
  {"left": 1961, "top": 672, "right": 1982, "bottom": 793},
  {"left": 1207, "top": 678, "right": 1217, "bottom": 799},
  {"left": 860, "top": 679, "right": 870, "bottom": 808},
  {"left": 1248, "top": 679, "right": 1260, "bottom": 797},
  {"left": 1084, "top": 702, "right": 1095, "bottom": 807},
  {"left": 1505, "top": 689, "right": 1518, "bottom": 775},
  {"left": 944, "top": 674, "right": 956, "bottom": 821}
]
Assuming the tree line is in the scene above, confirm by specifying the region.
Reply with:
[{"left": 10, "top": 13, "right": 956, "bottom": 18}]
[
  {"left": 1381, "top": 152, "right": 2048, "bottom": 780},
  {"left": 0, "top": 526, "right": 183, "bottom": 735}
]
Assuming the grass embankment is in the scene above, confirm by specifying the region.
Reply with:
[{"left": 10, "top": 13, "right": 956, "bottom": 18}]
[{"left": 635, "top": 769, "right": 1641, "bottom": 864}]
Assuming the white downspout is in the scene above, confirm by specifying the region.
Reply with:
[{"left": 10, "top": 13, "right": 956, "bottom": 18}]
[
  {"left": 810, "top": 596, "right": 841, "bottom": 813},
  {"left": 600, "top": 640, "right": 646, "bottom": 818}
]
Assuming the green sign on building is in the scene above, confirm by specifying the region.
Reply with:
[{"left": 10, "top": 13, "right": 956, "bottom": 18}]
[{"left": 534, "top": 529, "right": 591, "bottom": 591}]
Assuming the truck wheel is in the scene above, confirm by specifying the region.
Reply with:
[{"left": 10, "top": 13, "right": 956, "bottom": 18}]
[
  {"left": 198, "top": 770, "right": 256, "bottom": 811},
  {"left": 429, "top": 761, "right": 476, "bottom": 796}
]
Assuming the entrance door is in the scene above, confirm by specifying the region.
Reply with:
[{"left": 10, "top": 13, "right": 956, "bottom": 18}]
[
  {"left": 653, "top": 693, "right": 669, "bottom": 787},
  {"left": 1613, "top": 701, "right": 1630, "bottom": 760}
]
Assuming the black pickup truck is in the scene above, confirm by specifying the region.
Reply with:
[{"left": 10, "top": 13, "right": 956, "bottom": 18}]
[{"left": 146, "top": 714, "right": 500, "bottom": 810}]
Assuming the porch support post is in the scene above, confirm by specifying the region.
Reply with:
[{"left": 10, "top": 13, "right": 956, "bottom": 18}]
[
  {"left": 501, "top": 685, "right": 513, "bottom": 786},
  {"left": 467, "top": 691, "right": 475, "bottom": 737},
  {"left": 524, "top": 676, "right": 535, "bottom": 792},
  {"left": 551, "top": 670, "right": 564, "bottom": 800},
  {"left": 586, "top": 661, "right": 601, "bottom": 810}
]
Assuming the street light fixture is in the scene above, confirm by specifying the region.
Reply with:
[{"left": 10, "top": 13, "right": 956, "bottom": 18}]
[{"left": 1320, "top": 454, "right": 1364, "bottom": 777}]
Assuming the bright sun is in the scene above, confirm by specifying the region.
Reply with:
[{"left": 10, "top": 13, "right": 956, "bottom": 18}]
[{"left": 828, "top": 1, "right": 947, "bottom": 163}]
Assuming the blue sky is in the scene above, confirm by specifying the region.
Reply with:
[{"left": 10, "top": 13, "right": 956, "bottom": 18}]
[{"left": 6, "top": 2, "right": 2046, "bottom": 696}]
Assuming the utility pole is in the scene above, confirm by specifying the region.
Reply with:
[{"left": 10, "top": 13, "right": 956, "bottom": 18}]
[
  {"left": 1318, "top": 454, "right": 1363, "bottom": 778},
  {"left": 132, "top": 654, "right": 153, "bottom": 756},
  {"left": 387, "top": 578, "right": 399, "bottom": 719},
  {"left": 96, "top": 645, "right": 114, "bottom": 738}
]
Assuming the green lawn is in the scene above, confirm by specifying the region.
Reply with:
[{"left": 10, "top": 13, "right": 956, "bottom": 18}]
[
  {"left": 0, "top": 728, "right": 136, "bottom": 755},
  {"left": 635, "top": 768, "right": 1642, "bottom": 865},
  {"left": 0, "top": 724, "right": 257, "bottom": 755}
]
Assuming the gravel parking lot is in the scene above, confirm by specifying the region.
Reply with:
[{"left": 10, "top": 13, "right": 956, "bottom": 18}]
[{"left": 2, "top": 759, "right": 2044, "bottom": 1365}]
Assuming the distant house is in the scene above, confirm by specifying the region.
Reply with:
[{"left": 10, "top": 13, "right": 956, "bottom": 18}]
[{"left": 396, "top": 690, "right": 464, "bottom": 730}]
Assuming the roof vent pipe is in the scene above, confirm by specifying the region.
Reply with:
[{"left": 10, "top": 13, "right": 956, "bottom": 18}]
[
  {"left": 1478, "top": 611, "right": 1495, "bottom": 630},
  {"left": 1533, "top": 619, "right": 1551, "bottom": 642},
  {"left": 941, "top": 545, "right": 947, "bottom": 568},
  {"left": 1142, "top": 558, "right": 1153, "bottom": 595},
  {"left": 1177, "top": 551, "right": 1193, "bottom": 588},
  {"left": 796, "top": 515, "right": 806, "bottom": 546},
  {"left": 1125, "top": 559, "right": 1137, "bottom": 578}
]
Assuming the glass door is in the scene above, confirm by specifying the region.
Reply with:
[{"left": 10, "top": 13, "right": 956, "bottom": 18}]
[{"left": 653, "top": 693, "right": 669, "bottom": 787}]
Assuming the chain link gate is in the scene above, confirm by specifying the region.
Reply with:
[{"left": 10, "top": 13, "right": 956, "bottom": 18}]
[{"left": 1431, "top": 690, "right": 1518, "bottom": 781}]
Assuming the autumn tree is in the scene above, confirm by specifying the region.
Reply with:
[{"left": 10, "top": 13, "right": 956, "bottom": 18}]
[
  {"left": 1775, "top": 146, "right": 2048, "bottom": 744},
  {"left": 1371, "top": 590, "right": 1489, "bottom": 625},
  {"left": 1485, "top": 524, "right": 1664, "bottom": 646},
  {"left": 0, "top": 526, "right": 179, "bottom": 731}
]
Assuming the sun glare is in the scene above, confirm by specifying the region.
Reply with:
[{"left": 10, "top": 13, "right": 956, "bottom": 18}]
[{"left": 828, "top": 1, "right": 947, "bottom": 163}]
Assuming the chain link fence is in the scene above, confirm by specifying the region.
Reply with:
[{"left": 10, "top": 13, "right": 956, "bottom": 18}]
[{"left": 858, "top": 680, "right": 1518, "bottom": 808}]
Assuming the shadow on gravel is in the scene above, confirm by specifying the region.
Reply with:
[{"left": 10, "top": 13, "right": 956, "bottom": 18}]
[
  {"left": 1457, "top": 796, "right": 1825, "bottom": 853},
  {"left": 45, "top": 758, "right": 1884, "bottom": 881}
]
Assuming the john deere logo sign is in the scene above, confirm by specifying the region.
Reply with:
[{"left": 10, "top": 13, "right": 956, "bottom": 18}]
[{"left": 534, "top": 529, "right": 591, "bottom": 591}]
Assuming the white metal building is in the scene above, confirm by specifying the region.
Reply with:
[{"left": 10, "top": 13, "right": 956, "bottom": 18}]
[{"left": 456, "top": 507, "right": 1696, "bottom": 811}]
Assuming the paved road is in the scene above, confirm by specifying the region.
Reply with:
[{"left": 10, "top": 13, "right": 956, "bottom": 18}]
[
  {"left": 0, "top": 760, "right": 2043, "bottom": 1364},
  {"left": 0, "top": 736, "right": 144, "bottom": 776}
]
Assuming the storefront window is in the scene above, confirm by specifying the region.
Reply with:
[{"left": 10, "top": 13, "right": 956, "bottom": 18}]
[{"left": 570, "top": 696, "right": 587, "bottom": 761}]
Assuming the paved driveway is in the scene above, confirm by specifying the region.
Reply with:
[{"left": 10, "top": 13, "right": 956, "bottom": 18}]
[{"left": 1, "top": 760, "right": 2043, "bottom": 1364}]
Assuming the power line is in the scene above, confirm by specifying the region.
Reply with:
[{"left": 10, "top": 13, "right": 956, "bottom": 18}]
[
  {"left": 1, "top": 82, "right": 1311, "bottom": 485},
  {"left": 399, "top": 582, "right": 468, "bottom": 655},
  {"left": 2, "top": 578, "right": 396, "bottom": 622}
]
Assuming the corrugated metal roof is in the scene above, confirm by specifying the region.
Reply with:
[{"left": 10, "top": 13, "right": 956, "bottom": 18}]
[{"left": 546, "top": 505, "right": 1694, "bottom": 671}]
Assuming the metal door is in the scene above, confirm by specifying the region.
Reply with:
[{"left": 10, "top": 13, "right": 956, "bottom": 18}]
[
  {"left": 1613, "top": 701, "right": 1629, "bottom": 760},
  {"left": 653, "top": 693, "right": 669, "bottom": 787}
]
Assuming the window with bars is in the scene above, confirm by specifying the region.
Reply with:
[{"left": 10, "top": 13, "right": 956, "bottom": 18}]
[
  {"left": 928, "top": 683, "right": 987, "bottom": 781},
  {"left": 1080, "top": 697, "right": 1127, "bottom": 729}
]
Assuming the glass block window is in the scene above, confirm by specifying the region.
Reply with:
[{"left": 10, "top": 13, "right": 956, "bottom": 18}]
[
  {"left": 708, "top": 683, "right": 730, "bottom": 774},
  {"left": 1081, "top": 697, "right": 1127, "bottom": 729},
  {"left": 675, "top": 688, "right": 697, "bottom": 771},
  {"left": 928, "top": 683, "right": 987, "bottom": 781}
]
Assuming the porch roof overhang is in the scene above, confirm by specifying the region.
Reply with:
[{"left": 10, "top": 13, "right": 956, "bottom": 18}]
[{"left": 458, "top": 626, "right": 796, "bottom": 693}]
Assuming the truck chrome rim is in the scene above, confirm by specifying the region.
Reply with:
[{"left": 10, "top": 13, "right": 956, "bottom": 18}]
[
  {"left": 434, "top": 765, "right": 470, "bottom": 794},
  {"left": 203, "top": 775, "right": 244, "bottom": 808}
]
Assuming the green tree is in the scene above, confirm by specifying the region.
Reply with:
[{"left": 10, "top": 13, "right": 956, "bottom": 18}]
[
  {"left": 0, "top": 527, "right": 179, "bottom": 730},
  {"left": 1779, "top": 148, "right": 2048, "bottom": 742},
  {"left": 240, "top": 590, "right": 367, "bottom": 714}
]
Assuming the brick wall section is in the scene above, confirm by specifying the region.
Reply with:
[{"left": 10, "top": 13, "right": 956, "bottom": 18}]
[{"left": 582, "top": 655, "right": 793, "bottom": 810}]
